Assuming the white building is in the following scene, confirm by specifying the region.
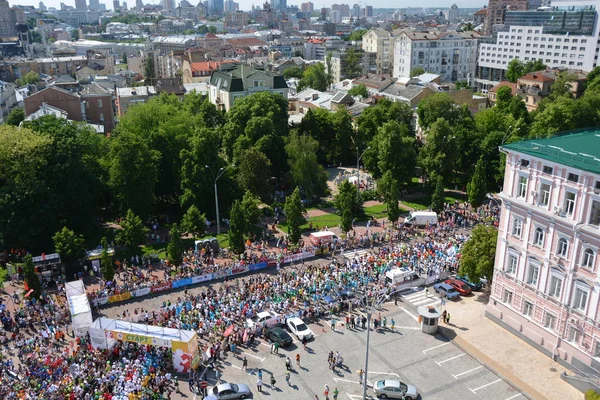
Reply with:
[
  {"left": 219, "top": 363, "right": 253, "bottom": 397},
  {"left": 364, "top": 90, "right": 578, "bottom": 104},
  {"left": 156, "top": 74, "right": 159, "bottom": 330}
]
[
  {"left": 476, "top": 1, "right": 600, "bottom": 90},
  {"left": 448, "top": 4, "right": 459, "bottom": 24},
  {"left": 362, "top": 28, "right": 392, "bottom": 75},
  {"left": 392, "top": 29, "right": 479, "bottom": 84}
]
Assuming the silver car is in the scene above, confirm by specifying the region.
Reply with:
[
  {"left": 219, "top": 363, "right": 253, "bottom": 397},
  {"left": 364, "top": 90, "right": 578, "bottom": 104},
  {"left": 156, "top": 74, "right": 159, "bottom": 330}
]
[
  {"left": 205, "top": 382, "right": 251, "bottom": 400},
  {"left": 373, "top": 379, "right": 418, "bottom": 400}
]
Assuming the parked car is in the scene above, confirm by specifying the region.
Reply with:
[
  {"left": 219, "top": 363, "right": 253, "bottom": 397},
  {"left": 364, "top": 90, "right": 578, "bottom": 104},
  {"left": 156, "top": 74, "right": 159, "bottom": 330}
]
[
  {"left": 286, "top": 317, "right": 314, "bottom": 340},
  {"left": 373, "top": 379, "right": 418, "bottom": 400},
  {"left": 444, "top": 278, "right": 473, "bottom": 296},
  {"left": 432, "top": 283, "right": 460, "bottom": 300},
  {"left": 205, "top": 383, "right": 251, "bottom": 400},
  {"left": 266, "top": 327, "right": 293, "bottom": 347},
  {"left": 456, "top": 274, "right": 483, "bottom": 291},
  {"left": 246, "top": 311, "right": 281, "bottom": 330}
]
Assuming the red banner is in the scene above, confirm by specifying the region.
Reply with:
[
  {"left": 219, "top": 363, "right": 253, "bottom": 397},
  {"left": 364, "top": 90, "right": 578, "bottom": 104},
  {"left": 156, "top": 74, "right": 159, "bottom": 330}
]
[{"left": 151, "top": 282, "right": 172, "bottom": 293}]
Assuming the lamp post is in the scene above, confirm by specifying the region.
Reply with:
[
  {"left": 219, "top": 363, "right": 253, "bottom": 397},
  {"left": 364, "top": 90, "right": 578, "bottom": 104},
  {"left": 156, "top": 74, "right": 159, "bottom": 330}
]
[
  {"left": 357, "top": 146, "right": 371, "bottom": 192},
  {"left": 205, "top": 164, "right": 233, "bottom": 235}
]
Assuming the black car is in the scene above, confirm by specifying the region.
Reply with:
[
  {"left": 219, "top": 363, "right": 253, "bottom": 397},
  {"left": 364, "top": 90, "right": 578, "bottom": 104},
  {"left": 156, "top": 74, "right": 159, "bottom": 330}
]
[{"left": 266, "top": 327, "right": 293, "bottom": 347}]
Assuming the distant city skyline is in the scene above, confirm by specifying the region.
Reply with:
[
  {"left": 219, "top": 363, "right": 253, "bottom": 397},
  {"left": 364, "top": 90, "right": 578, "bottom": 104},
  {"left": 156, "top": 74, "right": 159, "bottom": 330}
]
[{"left": 13, "top": 0, "right": 486, "bottom": 12}]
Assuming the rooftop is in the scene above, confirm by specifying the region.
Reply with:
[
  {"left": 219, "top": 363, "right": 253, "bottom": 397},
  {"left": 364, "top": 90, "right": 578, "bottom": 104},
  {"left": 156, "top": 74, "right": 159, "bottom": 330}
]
[{"left": 502, "top": 129, "right": 600, "bottom": 174}]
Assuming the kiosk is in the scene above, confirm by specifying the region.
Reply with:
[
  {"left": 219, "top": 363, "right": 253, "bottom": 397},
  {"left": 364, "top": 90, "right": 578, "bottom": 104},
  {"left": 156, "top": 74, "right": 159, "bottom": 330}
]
[{"left": 417, "top": 305, "right": 442, "bottom": 334}]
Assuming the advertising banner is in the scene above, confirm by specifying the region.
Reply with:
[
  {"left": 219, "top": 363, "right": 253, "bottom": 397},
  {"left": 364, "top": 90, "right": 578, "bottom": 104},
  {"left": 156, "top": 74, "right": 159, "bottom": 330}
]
[
  {"left": 191, "top": 274, "right": 212, "bottom": 284},
  {"left": 105, "top": 330, "right": 171, "bottom": 347},
  {"left": 91, "top": 296, "right": 109, "bottom": 306},
  {"left": 230, "top": 266, "right": 249, "bottom": 276},
  {"left": 133, "top": 287, "right": 151, "bottom": 298},
  {"left": 267, "top": 260, "right": 277, "bottom": 267},
  {"left": 108, "top": 292, "right": 131, "bottom": 304},
  {"left": 172, "top": 339, "right": 195, "bottom": 373},
  {"left": 249, "top": 262, "right": 268, "bottom": 271},
  {"left": 172, "top": 277, "right": 193, "bottom": 289},
  {"left": 283, "top": 250, "right": 316, "bottom": 264},
  {"left": 212, "top": 269, "right": 230, "bottom": 280},
  {"left": 151, "top": 282, "right": 172, "bottom": 293}
]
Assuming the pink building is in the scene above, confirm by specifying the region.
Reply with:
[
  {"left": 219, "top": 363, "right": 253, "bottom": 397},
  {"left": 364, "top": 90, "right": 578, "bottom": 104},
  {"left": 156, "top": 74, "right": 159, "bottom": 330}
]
[{"left": 488, "top": 130, "right": 600, "bottom": 378}]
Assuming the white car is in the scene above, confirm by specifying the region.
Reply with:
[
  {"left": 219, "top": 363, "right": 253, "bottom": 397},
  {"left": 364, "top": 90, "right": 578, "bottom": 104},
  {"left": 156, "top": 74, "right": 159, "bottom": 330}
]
[
  {"left": 246, "top": 311, "right": 281, "bottom": 330},
  {"left": 286, "top": 317, "right": 314, "bottom": 340},
  {"left": 373, "top": 379, "right": 418, "bottom": 400}
]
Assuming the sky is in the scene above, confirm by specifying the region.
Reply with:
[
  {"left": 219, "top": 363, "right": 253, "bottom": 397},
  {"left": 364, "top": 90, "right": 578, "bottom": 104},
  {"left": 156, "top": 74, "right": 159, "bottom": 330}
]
[{"left": 19, "top": 0, "right": 487, "bottom": 12}]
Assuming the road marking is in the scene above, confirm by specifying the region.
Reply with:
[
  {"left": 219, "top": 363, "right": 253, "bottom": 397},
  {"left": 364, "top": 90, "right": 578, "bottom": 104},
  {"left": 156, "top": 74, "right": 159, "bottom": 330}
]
[
  {"left": 334, "top": 377, "right": 361, "bottom": 384},
  {"left": 400, "top": 307, "right": 419, "bottom": 321},
  {"left": 504, "top": 394, "right": 523, "bottom": 400},
  {"left": 228, "top": 364, "right": 242, "bottom": 370},
  {"left": 435, "top": 353, "right": 465, "bottom": 365},
  {"left": 422, "top": 342, "right": 451, "bottom": 354},
  {"left": 452, "top": 365, "right": 483, "bottom": 379},
  {"left": 259, "top": 342, "right": 271, "bottom": 348},
  {"left": 243, "top": 352, "right": 265, "bottom": 362},
  {"left": 395, "top": 326, "right": 420, "bottom": 330},
  {"left": 368, "top": 371, "right": 399, "bottom": 377},
  {"left": 469, "top": 378, "right": 502, "bottom": 394}
]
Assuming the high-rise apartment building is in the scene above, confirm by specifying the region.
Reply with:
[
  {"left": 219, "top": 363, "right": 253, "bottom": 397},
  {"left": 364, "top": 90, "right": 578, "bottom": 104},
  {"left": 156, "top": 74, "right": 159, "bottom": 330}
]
[
  {"left": 448, "top": 4, "right": 459, "bottom": 24},
  {"left": 75, "top": 0, "right": 86, "bottom": 10},
  {"left": 0, "top": 0, "right": 16, "bottom": 36},
  {"left": 112, "top": 0, "right": 120, "bottom": 10},
  {"left": 362, "top": 28, "right": 392, "bottom": 75},
  {"left": 301, "top": 2, "right": 313, "bottom": 13},
  {"left": 364, "top": 5, "right": 373, "bottom": 17},
  {"left": 331, "top": 3, "right": 350, "bottom": 18},
  {"left": 207, "top": 0, "right": 223, "bottom": 15},
  {"left": 135, "top": 0, "right": 143, "bottom": 8},
  {"left": 484, "top": 0, "right": 527, "bottom": 35},
  {"left": 89, "top": 0, "right": 99, "bottom": 9},
  {"left": 489, "top": 130, "right": 600, "bottom": 379},
  {"left": 352, "top": 4, "right": 360, "bottom": 18}
]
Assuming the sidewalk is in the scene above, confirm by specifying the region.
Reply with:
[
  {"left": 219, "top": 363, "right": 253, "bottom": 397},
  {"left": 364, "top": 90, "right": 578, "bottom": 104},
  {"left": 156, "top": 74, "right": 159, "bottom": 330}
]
[{"left": 440, "top": 292, "right": 583, "bottom": 400}]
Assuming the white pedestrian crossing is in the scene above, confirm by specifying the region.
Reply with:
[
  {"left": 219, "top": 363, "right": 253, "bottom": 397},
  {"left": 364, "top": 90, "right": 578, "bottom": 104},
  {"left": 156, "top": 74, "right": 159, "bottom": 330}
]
[
  {"left": 342, "top": 249, "right": 372, "bottom": 260},
  {"left": 401, "top": 289, "right": 442, "bottom": 307}
]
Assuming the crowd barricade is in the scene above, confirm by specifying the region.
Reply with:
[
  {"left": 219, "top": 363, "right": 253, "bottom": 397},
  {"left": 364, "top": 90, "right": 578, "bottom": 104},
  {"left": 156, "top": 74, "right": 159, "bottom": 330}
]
[{"left": 90, "top": 251, "right": 321, "bottom": 307}]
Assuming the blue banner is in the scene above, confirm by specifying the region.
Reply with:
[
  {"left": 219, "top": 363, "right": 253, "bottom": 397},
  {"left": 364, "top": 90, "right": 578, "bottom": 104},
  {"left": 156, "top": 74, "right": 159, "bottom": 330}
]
[
  {"left": 172, "top": 277, "right": 193, "bottom": 289},
  {"left": 249, "top": 262, "right": 268, "bottom": 271}
]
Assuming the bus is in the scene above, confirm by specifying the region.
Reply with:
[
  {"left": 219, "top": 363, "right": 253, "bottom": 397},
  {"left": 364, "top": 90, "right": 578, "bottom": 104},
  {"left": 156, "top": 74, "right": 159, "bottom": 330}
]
[{"left": 385, "top": 267, "right": 425, "bottom": 292}]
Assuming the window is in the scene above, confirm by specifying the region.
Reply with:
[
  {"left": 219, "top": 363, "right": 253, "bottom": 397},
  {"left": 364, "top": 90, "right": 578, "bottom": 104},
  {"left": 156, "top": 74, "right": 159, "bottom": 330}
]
[
  {"left": 544, "top": 312, "right": 556, "bottom": 331},
  {"left": 589, "top": 200, "right": 600, "bottom": 226},
  {"left": 572, "top": 285, "right": 589, "bottom": 312},
  {"left": 253, "top": 80, "right": 264, "bottom": 87},
  {"left": 568, "top": 325, "right": 581, "bottom": 343},
  {"left": 557, "top": 237, "right": 569, "bottom": 257},
  {"left": 539, "top": 182, "right": 551, "bottom": 206},
  {"left": 548, "top": 274, "right": 563, "bottom": 298},
  {"left": 512, "top": 218, "right": 523, "bottom": 237},
  {"left": 595, "top": 341, "right": 600, "bottom": 358},
  {"left": 97, "top": 99, "right": 103, "bottom": 108},
  {"left": 564, "top": 192, "right": 576, "bottom": 216},
  {"left": 582, "top": 248, "right": 595, "bottom": 269},
  {"left": 507, "top": 254, "right": 518, "bottom": 274},
  {"left": 533, "top": 227, "right": 545, "bottom": 247},
  {"left": 520, "top": 159, "right": 530, "bottom": 167},
  {"left": 523, "top": 301, "right": 534, "bottom": 316},
  {"left": 526, "top": 263, "right": 540, "bottom": 286},
  {"left": 503, "top": 289, "right": 513, "bottom": 304},
  {"left": 518, "top": 176, "right": 528, "bottom": 198},
  {"left": 543, "top": 165, "right": 553, "bottom": 174},
  {"left": 99, "top": 113, "right": 104, "bottom": 122}
]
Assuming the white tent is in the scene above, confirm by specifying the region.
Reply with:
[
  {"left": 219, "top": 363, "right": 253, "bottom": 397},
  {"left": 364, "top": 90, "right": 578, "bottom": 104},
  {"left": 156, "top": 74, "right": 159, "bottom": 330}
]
[{"left": 65, "top": 280, "right": 93, "bottom": 337}]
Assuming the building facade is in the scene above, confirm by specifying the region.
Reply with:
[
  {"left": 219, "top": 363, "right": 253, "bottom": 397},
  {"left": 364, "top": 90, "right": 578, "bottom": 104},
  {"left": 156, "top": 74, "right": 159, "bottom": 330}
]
[
  {"left": 393, "top": 29, "right": 479, "bottom": 84},
  {"left": 489, "top": 130, "right": 600, "bottom": 378},
  {"left": 0, "top": 0, "right": 16, "bottom": 37},
  {"left": 484, "top": 0, "right": 528, "bottom": 36},
  {"left": 361, "top": 28, "right": 392, "bottom": 75},
  {"left": 448, "top": 4, "right": 459, "bottom": 24}
]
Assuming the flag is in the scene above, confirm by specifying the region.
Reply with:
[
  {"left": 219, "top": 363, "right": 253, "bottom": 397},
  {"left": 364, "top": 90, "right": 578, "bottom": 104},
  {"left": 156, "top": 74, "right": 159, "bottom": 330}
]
[
  {"left": 25, "top": 289, "right": 34, "bottom": 298},
  {"left": 24, "top": 281, "right": 30, "bottom": 291},
  {"left": 223, "top": 325, "right": 235, "bottom": 337}
]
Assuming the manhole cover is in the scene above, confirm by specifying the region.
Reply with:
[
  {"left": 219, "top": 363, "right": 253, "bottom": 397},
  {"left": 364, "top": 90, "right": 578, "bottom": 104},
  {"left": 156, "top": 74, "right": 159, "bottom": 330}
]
[{"left": 550, "top": 367, "right": 557, "bottom": 372}]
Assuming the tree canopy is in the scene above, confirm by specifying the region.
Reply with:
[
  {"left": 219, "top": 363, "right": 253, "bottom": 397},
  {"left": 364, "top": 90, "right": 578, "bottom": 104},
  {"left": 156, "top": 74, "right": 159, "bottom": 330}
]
[{"left": 459, "top": 225, "right": 498, "bottom": 284}]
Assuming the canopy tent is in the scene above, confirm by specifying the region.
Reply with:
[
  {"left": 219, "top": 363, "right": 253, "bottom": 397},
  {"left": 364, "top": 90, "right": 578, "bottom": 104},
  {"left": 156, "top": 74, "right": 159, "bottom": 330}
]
[
  {"left": 65, "top": 280, "right": 93, "bottom": 337},
  {"left": 89, "top": 317, "right": 200, "bottom": 373}
]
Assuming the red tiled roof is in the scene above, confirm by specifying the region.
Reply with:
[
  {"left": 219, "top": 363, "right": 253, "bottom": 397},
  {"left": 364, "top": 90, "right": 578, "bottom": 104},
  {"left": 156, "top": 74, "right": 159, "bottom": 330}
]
[
  {"left": 190, "top": 61, "right": 222, "bottom": 73},
  {"left": 489, "top": 81, "right": 517, "bottom": 94},
  {"left": 519, "top": 72, "right": 555, "bottom": 83}
]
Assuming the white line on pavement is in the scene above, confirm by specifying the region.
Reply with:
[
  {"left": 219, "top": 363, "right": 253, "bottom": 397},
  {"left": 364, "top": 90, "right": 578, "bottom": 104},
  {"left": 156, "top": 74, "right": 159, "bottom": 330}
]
[
  {"left": 452, "top": 365, "right": 483, "bottom": 379},
  {"left": 435, "top": 353, "right": 466, "bottom": 365},
  {"left": 334, "top": 377, "right": 361, "bottom": 384},
  {"left": 244, "top": 352, "right": 265, "bottom": 362},
  {"left": 422, "top": 342, "right": 451, "bottom": 354},
  {"left": 400, "top": 307, "right": 419, "bottom": 321},
  {"left": 368, "top": 371, "right": 400, "bottom": 377},
  {"left": 469, "top": 378, "right": 502, "bottom": 394},
  {"left": 504, "top": 394, "right": 523, "bottom": 400},
  {"left": 395, "top": 326, "right": 420, "bottom": 330},
  {"left": 345, "top": 394, "right": 363, "bottom": 400}
]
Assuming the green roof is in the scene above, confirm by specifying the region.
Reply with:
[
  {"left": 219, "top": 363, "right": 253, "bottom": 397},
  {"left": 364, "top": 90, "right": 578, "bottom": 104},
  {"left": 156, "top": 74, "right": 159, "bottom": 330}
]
[{"left": 502, "top": 129, "right": 600, "bottom": 174}]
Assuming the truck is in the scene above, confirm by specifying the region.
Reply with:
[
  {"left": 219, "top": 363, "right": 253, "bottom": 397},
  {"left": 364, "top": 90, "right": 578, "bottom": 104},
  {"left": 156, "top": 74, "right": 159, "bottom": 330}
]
[
  {"left": 385, "top": 267, "right": 424, "bottom": 292},
  {"left": 403, "top": 211, "right": 438, "bottom": 227}
]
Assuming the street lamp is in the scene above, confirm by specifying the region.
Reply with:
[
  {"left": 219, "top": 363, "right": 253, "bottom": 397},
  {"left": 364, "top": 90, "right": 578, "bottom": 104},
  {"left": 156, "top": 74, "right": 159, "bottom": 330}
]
[
  {"left": 205, "top": 164, "right": 234, "bottom": 235},
  {"left": 357, "top": 146, "right": 371, "bottom": 192}
]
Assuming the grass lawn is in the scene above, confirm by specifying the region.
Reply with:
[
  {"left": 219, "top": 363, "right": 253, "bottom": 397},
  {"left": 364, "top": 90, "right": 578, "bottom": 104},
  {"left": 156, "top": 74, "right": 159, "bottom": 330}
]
[
  {"left": 0, "top": 267, "right": 7, "bottom": 283},
  {"left": 138, "top": 233, "right": 230, "bottom": 258}
]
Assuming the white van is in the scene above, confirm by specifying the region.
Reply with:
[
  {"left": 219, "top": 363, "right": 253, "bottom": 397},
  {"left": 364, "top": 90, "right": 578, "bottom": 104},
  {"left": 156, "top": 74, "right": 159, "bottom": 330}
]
[
  {"left": 385, "top": 268, "right": 424, "bottom": 292},
  {"left": 403, "top": 211, "right": 438, "bottom": 227}
]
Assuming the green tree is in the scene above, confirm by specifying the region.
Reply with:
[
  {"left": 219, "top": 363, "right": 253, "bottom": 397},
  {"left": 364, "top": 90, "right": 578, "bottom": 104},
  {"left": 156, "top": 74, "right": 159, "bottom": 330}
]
[
  {"left": 370, "top": 121, "right": 417, "bottom": 184},
  {"left": 348, "top": 84, "right": 369, "bottom": 98},
  {"left": 418, "top": 118, "right": 458, "bottom": 184},
  {"left": 467, "top": 158, "right": 488, "bottom": 208},
  {"left": 347, "top": 29, "right": 367, "bottom": 41},
  {"left": 284, "top": 187, "right": 305, "bottom": 243},
  {"left": 297, "top": 62, "right": 328, "bottom": 92},
  {"left": 240, "top": 190, "right": 261, "bottom": 235},
  {"left": 325, "top": 52, "right": 333, "bottom": 89},
  {"left": 53, "top": 226, "right": 86, "bottom": 277},
  {"left": 237, "top": 147, "right": 272, "bottom": 201},
  {"left": 356, "top": 98, "right": 414, "bottom": 145},
  {"left": 417, "top": 93, "right": 463, "bottom": 129},
  {"left": 167, "top": 223, "right": 184, "bottom": 266},
  {"left": 377, "top": 171, "right": 401, "bottom": 223},
  {"left": 283, "top": 66, "right": 304, "bottom": 79},
  {"left": 228, "top": 200, "right": 246, "bottom": 255},
  {"left": 430, "top": 175, "right": 445, "bottom": 212},
  {"left": 5, "top": 108, "right": 24, "bottom": 126},
  {"left": 100, "top": 236, "right": 114, "bottom": 282},
  {"left": 116, "top": 209, "right": 148, "bottom": 249},
  {"left": 495, "top": 86, "right": 513, "bottom": 110},
  {"left": 23, "top": 254, "right": 42, "bottom": 299},
  {"left": 506, "top": 59, "right": 524, "bottom": 83},
  {"left": 410, "top": 66, "right": 425, "bottom": 77},
  {"left": 549, "top": 72, "right": 577, "bottom": 100},
  {"left": 15, "top": 71, "right": 40, "bottom": 87},
  {"left": 121, "top": 52, "right": 127, "bottom": 64},
  {"left": 180, "top": 204, "right": 206, "bottom": 237},
  {"left": 458, "top": 225, "right": 498, "bottom": 284},
  {"left": 144, "top": 56, "right": 155, "bottom": 84},
  {"left": 341, "top": 48, "right": 363, "bottom": 79},
  {"left": 334, "top": 180, "right": 362, "bottom": 232},
  {"left": 285, "top": 132, "right": 329, "bottom": 201},
  {"left": 523, "top": 59, "right": 546, "bottom": 74}
]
